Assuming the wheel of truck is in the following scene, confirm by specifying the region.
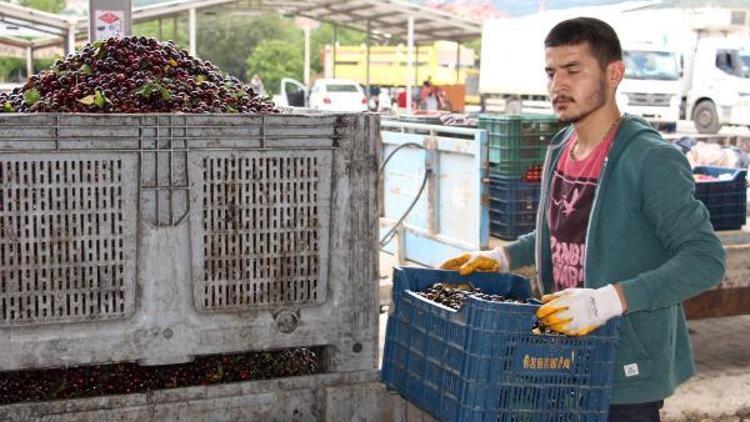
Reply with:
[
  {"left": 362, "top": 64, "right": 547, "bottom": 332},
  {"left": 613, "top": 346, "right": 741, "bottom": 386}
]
[{"left": 692, "top": 100, "right": 720, "bottom": 134}]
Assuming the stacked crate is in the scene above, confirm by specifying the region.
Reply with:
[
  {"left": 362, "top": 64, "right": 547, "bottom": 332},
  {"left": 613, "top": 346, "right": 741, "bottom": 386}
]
[
  {"left": 693, "top": 166, "right": 748, "bottom": 231},
  {"left": 381, "top": 267, "right": 621, "bottom": 422},
  {"left": 479, "top": 114, "right": 563, "bottom": 240}
]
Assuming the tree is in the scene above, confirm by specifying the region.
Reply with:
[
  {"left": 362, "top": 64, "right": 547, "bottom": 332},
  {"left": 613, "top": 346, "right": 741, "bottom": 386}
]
[
  {"left": 245, "top": 39, "right": 303, "bottom": 95},
  {"left": 199, "top": 14, "right": 301, "bottom": 82},
  {"left": 135, "top": 13, "right": 303, "bottom": 82},
  {"left": 18, "top": 0, "right": 66, "bottom": 13},
  {"left": 309, "top": 23, "right": 368, "bottom": 75}
]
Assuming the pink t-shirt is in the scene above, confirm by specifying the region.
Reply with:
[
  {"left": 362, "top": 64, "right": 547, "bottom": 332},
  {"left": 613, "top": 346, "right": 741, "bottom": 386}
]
[{"left": 548, "top": 128, "right": 617, "bottom": 291}]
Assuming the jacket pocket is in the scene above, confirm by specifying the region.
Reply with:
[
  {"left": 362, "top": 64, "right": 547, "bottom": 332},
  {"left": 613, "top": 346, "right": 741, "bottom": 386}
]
[{"left": 614, "top": 318, "right": 654, "bottom": 383}]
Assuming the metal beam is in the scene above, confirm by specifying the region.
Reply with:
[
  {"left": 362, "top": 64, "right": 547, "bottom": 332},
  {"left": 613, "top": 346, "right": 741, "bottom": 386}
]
[
  {"left": 365, "top": 19, "right": 370, "bottom": 99},
  {"left": 406, "top": 15, "right": 414, "bottom": 111},
  {"left": 332, "top": 23, "right": 337, "bottom": 78},
  {"left": 0, "top": 17, "right": 66, "bottom": 36},
  {"left": 336, "top": 10, "right": 396, "bottom": 26},
  {"left": 304, "top": 24, "right": 310, "bottom": 85},
  {"left": 0, "top": 35, "right": 31, "bottom": 49},
  {"left": 31, "top": 36, "right": 66, "bottom": 49},
  {"left": 188, "top": 7, "right": 196, "bottom": 57},
  {"left": 290, "top": 0, "right": 339, "bottom": 15},
  {"left": 0, "top": 2, "right": 78, "bottom": 31},
  {"left": 26, "top": 46, "right": 33, "bottom": 78},
  {"left": 311, "top": 4, "right": 374, "bottom": 20},
  {"left": 133, "top": 0, "right": 235, "bottom": 21},
  {"left": 455, "top": 41, "right": 460, "bottom": 84}
]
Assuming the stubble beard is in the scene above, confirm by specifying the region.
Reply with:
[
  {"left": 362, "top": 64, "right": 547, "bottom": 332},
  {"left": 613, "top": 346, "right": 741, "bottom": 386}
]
[{"left": 556, "top": 77, "right": 607, "bottom": 124}]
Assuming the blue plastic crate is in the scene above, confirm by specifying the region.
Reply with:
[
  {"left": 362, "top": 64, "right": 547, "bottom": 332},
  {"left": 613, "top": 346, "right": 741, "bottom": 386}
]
[
  {"left": 693, "top": 166, "right": 747, "bottom": 231},
  {"left": 489, "top": 175, "right": 540, "bottom": 240},
  {"left": 381, "top": 267, "right": 621, "bottom": 422}
]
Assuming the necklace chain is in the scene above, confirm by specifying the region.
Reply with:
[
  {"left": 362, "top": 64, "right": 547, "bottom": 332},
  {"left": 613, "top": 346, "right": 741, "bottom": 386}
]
[{"left": 572, "top": 115, "right": 622, "bottom": 160}]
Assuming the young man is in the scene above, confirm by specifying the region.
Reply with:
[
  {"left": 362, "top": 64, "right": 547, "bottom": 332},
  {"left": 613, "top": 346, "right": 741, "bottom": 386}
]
[{"left": 441, "top": 17, "right": 725, "bottom": 421}]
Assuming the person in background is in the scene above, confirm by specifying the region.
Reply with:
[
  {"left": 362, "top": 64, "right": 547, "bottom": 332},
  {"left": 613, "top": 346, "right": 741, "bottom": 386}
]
[
  {"left": 250, "top": 74, "right": 265, "bottom": 97},
  {"left": 378, "top": 88, "right": 393, "bottom": 112},
  {"left": 440, "top": 17, "right": 725, "bottom": 422},
  {"left": 419, "top": 80, "right": 438, "bottom": 111},
  {"left": 436, "top": 88, "right": 452, "bottom": 111}
]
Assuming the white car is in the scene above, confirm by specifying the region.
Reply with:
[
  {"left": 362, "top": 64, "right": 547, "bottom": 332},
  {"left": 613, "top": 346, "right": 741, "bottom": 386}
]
[{"left": 309, "top": 79, "right": 368, "bottom": 112}]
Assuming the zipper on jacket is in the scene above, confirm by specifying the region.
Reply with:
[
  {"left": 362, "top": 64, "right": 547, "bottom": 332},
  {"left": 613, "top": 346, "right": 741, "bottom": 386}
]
[
  {"left": 535, "top": 149, "right": 553, "bottom": 295},
  {"left": 535, "top": 139, "right": 566, "bottom": 295},
  {"left": 583, "top": 156, "right": 609, "bottom": 287}
]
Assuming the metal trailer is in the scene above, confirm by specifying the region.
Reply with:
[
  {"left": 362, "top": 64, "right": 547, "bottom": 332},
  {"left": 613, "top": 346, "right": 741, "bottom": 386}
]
[
  {"left": 379, "top": 120, "right": 489, "bottom": 267},
  {"left": 0, "top": 113, "right": 382, "bottom": 420},
  {"left": 683, "top": 230, "right": 750, "bottom": 319}
]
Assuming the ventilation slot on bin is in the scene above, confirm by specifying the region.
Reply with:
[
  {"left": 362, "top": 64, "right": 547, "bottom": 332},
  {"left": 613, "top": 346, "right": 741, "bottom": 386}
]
[
  {"left": 0, "top": 157, "right": 137, "bottom": 326},
  {"left": 196, "top": 152, "right": 332, "bottom": 312}
]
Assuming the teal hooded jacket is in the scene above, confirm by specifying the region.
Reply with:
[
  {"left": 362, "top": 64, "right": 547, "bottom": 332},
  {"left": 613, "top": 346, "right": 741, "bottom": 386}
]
[{"left": 506, "top": 114, "right": 726, "bottom": 404}]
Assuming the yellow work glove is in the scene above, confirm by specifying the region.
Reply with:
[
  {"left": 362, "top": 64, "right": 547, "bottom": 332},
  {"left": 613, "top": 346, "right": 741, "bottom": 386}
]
[
  {"left": 439, "top": 247, "right": 509, "bottom": 276},
  {"left": 535, "top": 285, "right": 624, "bottom": 336}
]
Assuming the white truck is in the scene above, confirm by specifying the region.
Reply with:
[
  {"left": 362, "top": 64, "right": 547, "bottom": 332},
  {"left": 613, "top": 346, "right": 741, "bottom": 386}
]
[
  {"left": 479, "top": 11, "right": 681, "bottom": 131},
  {"left": 682, "top": 36, "right": 750, "bottom": 133},
  {"left": 615, "top": 6, "right": 750, "bottom": 134}
]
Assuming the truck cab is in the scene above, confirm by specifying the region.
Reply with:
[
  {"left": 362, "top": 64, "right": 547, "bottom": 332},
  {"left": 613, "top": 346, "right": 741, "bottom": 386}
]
[
  {"left": 478, "top": 15, "right": 680, "bottom": 130},
  {"left": 616, "top": 44, "right": 681, "bottom": 131},
  {"left": 684, "top": 37, "right": 750, "bottom": 133}
]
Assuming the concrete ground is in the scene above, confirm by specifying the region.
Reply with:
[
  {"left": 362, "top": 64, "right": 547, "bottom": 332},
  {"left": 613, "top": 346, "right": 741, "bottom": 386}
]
[
  {"left": 378, "top": 251, "right": 750, "bottom": 421},
  {"left": 661, "top": 315, "right": 750, "bottom": 421}
]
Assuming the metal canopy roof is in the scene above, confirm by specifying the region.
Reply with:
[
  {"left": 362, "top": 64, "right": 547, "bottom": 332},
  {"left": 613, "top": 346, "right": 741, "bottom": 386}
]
[
  {"left": 2, "top": 0, "right": 480, "bottom": 50},
  {"left": 270, "top": 0, "right": 482, "bottom": 42},
  {"left": 0, "top": 2, "right": 78, "bottom": 37},
  {"left": 95, "top": 0, "right": 481, "bottom": 43}
]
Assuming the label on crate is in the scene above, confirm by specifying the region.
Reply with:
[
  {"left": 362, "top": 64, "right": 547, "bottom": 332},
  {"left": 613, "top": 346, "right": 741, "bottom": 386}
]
[{"left": 517, "top": 348, "right": 575, "bottom": 373}]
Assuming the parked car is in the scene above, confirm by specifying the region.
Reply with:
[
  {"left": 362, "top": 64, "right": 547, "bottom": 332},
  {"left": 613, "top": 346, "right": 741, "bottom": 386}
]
[
  {"left": 272, "top": 78, "right": 368, "bottom": 112},
  {"left": 272, "top": 78, "right": 307, "bottom": 108},
  {"left": 309, "top": 79, "right": 368, "bottom": 112}
]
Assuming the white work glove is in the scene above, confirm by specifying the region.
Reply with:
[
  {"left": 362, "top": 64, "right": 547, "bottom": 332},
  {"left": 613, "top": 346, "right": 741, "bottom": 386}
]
[
  {"left": 535, "top": 285, "right": 624, "bottom": 336},
  {"left": 439, "top": 247, "right": 510, "bottom": 276}
]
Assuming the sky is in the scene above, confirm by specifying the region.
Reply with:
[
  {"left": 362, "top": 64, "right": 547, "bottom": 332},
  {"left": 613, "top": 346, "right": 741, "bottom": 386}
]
[{"left": 491, "top": 0, "right": 626, "bottom": 15}]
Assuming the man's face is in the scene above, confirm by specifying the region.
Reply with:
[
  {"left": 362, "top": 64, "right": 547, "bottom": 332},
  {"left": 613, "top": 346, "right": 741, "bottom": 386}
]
[{"left": 544, "top": 42, "right": 609, "bottom": 123}]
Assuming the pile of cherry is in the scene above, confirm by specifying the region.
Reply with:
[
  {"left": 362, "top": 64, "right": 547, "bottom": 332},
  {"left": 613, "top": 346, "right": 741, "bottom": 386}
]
[
  {"left": 0, "top": 348, "right": 319, "bottom": 404},
  {"left": 416, "top": 282, "right": 532, "bottom": 310},
  {"left": 416, "top": 282, "right": 559, "bottom": 334},
  {"left": 0, "top": 36, "right": 277, "bottom": 114}
]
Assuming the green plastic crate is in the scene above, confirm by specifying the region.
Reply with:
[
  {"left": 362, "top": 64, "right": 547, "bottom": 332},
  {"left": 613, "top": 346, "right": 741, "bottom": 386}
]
[{"left": 479, "top": 114, "right": 564, "bottom": 178}]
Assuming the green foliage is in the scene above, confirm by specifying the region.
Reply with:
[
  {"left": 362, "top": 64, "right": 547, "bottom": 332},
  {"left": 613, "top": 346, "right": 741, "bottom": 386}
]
[
  {"left": 134, "top": 13, "right": 303, "bottom": 83},
  {"left": 134, "top": 17, "right": 189, "bottom": 48},
  {"left": 465, "top": 38, "right": 481, "bottom": 56},
  {"left": 136, "top": 81, "right": 171, "bottom": 101},
  {"left": 309, "top": 23, "right": 368, "bottom": 74},
  {"left": 0, "top": 56, "right": 56, "bottom": 83},
  {"left": 131, "top": 12, "right": 386, "bottom": 90},
  {"left": 199, "top": 14, "right": 301, "bottom": 83},
  {"left": 245, "top": 39, "right": 303, "bottom": 95},
  {"left": 23, "top": 88, "right": 41, "bottom": 105},
  {"left": 18, "top": 0, "right": 65, "bottom": 13}
]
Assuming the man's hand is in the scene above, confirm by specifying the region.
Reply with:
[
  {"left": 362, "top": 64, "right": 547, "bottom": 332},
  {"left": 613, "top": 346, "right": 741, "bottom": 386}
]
[
  {"left": 439, "top": 247, "right": 509, "bottom": 276},
  {"left": 536, "top": 285, "right": 624, "bottom": 336}
]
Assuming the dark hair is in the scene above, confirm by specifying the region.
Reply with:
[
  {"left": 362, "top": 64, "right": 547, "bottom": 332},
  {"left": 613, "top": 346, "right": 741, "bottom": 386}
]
[{"left": 544, "top": 17, "right": 622, "bottom": 69}]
